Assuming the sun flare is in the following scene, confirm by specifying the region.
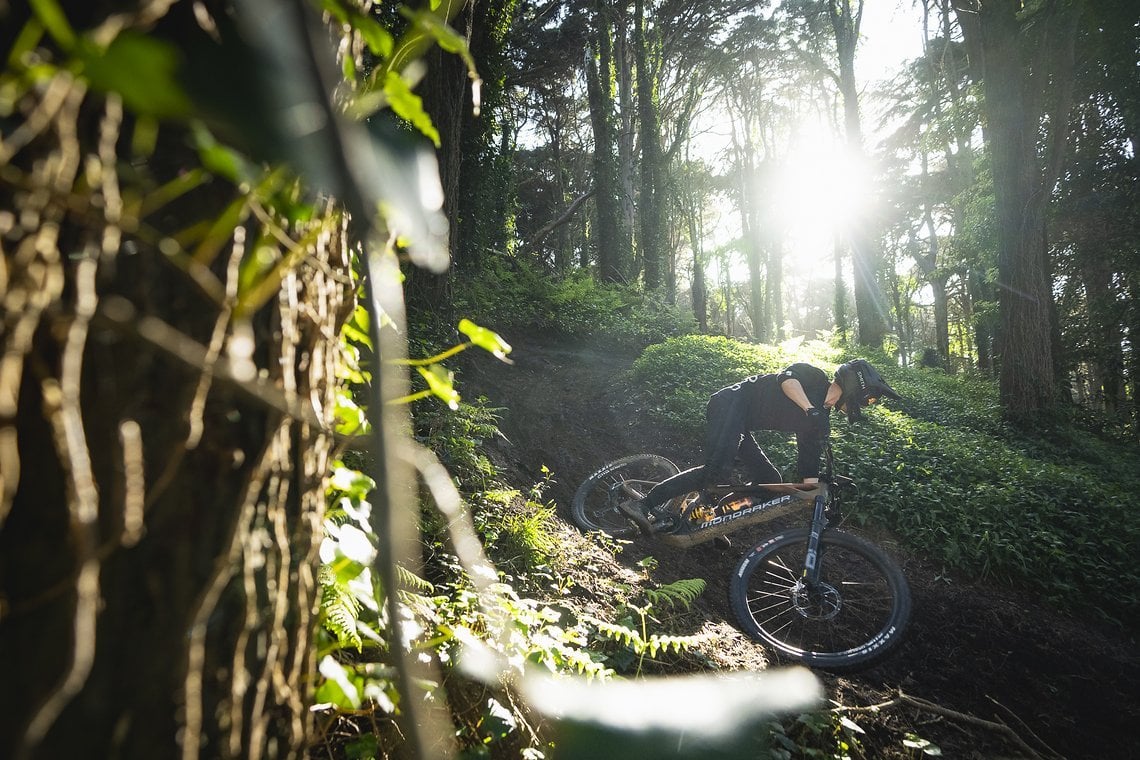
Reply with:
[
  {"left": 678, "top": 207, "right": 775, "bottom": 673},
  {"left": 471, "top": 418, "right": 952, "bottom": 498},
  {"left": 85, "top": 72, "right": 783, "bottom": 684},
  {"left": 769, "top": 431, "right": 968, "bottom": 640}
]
[{"left": 765, "top": 122, "right": 873, "bottom": 279}]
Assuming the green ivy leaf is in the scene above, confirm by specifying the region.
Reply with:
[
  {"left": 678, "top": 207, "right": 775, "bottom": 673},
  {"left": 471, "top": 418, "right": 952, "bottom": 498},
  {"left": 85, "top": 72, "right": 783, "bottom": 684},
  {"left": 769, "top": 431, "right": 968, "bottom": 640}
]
[
  {"left": 334, "top": 387, "right": 370, "bottom": 435},
  {"left": 382, "top": 72, "right": 440, "bottom": 148},
  {"left": 330, "top": 466, "right": 376, "bottom": 498},
  {"left": 354, "top": 16, "right": 394, "bottom": 58},
  {"left": 401, "top": 8, "right": 478, "bottom": 77},
  {"left": 342, "top": 304, "right": 373, "bottom": 349},
  {"left": 317, "top": 656, "right": 362, "bottom": 709},
  {"left": 417, "top": 364, "right": 459, "bottom": 409},
  {"left": 79, "top": 32, "right": 192, "bottom": 118}
]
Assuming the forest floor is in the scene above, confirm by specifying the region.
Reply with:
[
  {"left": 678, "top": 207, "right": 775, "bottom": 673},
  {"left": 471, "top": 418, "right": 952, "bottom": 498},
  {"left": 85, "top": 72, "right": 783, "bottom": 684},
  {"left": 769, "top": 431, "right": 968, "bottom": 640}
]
[{"left": 461, "top": 337, "right": 1140, "bottom": 760}]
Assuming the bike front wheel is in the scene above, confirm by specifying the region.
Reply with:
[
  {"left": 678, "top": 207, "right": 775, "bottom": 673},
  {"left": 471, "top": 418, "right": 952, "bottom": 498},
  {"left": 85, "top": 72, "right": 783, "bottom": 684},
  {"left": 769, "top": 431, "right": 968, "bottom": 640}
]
[
  {"left": 729, "top": 528, "right": 911, "bottom": 671},
  {"left": 570, "top": 454, "right": 680, "bottom": 538}
]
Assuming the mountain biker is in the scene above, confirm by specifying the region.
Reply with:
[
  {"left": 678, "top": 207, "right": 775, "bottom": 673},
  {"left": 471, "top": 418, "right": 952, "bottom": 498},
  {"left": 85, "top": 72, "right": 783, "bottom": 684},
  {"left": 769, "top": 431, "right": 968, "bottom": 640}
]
[{"left": 622, "top": 359, "right": 899, "bottom": 529}]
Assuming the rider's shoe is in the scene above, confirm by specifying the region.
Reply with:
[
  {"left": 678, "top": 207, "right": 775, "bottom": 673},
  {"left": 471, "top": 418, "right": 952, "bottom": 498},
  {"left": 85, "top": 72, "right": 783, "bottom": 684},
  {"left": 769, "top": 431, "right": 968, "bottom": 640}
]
[{"left": 617, "top": 498, "right": 654, "bottom": 535}]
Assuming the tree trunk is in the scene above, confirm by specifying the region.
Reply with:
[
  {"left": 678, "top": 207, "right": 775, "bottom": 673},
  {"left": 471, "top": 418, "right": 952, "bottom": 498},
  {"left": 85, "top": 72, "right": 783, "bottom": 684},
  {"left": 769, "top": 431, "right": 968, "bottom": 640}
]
[
  {"left": 765, "top": 238, "right": 785, "bottom": 342},
  {"left": 834, "top": 235, "right": 849, "bottom": 342},
  {"left": 635, "top": 0, "right": 667, "bottom": 291},
  {"left": 953, "top": 0, "right": 1077, "bottom": 418},
  {"left": 616, "top": 4, "right": 638, "bottom": 267},
  {"left": 828, "top": 0, "right": 887, "bottom": 348},
  {"left": 585, "top": 0, "right": 631, "bottom": 282},
  {"left": 917, "top": 191, "right": 951, "bottom": 363},
  {"left": 1081, "top": 254, "right": 1125, "bottom": 415},
  {"left": 0, "top": 37, "right": 351, "bottom": 760},
  {"left": 1129, "top": 274, "right": 1140, "bottom": 437},
  {"left": 969, "top": 270, "right": 997, "bottom": 373}
]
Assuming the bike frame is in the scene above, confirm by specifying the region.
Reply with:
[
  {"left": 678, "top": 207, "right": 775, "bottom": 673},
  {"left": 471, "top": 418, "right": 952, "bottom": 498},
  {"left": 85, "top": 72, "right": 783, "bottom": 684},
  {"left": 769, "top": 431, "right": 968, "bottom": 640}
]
[{"left": 657, "top": 441, "right": 845, "bottom": 555}]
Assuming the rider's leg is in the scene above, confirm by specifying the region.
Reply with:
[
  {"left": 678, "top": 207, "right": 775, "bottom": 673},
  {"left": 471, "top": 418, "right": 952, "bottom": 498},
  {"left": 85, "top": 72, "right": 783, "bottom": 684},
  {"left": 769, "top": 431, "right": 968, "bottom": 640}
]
[
  {"left": 638, "top": 389, "right": 743, "bottom": 511},
  {"left": 737, "top": 434, "right": 781, "bottom": 485},
  {"left": 641, "top": 465, "right": 707, "bottom": 510}
]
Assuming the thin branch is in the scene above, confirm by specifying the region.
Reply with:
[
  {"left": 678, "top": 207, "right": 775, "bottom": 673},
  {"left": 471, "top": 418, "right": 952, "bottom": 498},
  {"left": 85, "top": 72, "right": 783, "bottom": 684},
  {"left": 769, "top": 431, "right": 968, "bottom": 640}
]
[
  {"left": 524, "top": 188, "right": 596, "bottom": 247},
  {"left": 833, "top": 689, "right": 1062, "bottom": 760}
]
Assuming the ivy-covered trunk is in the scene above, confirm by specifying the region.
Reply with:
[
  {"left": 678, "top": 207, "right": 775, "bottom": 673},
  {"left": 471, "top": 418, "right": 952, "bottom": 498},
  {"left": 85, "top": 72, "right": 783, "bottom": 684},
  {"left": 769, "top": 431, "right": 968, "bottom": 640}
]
[
  {"left": 0, "top": 6, "right": 352, "bottom": 759},
  {"left": 585, "top": 0, "right": 632, "bottom": 283}
]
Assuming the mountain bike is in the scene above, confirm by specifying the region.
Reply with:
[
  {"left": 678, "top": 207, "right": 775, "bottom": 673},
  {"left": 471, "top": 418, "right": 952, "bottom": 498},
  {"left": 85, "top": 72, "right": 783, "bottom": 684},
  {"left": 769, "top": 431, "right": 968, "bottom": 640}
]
[{"left": 570, "top": 442, "right": 911, "bottom": 671}]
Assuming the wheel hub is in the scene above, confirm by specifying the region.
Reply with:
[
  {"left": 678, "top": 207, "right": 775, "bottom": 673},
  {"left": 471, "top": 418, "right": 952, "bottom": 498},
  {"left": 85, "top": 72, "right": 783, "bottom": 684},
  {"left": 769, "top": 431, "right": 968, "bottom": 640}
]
[{"left": 791, "top": 580, "right": 842, "bottom": 620}]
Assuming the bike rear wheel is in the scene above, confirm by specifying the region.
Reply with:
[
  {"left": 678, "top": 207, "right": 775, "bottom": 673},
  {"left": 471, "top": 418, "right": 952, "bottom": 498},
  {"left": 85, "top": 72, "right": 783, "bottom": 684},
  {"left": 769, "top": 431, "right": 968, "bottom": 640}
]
[
  {"left": 570, "top": 454, "right": 680, "bottom": 538},
  {"left": 729, "top": 528, "right": 910, "bottom": 671}
]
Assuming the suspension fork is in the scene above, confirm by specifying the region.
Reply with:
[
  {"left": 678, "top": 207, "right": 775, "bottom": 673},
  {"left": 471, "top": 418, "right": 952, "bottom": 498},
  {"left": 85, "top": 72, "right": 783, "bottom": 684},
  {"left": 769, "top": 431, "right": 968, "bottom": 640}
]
[{"left": 802, "top": 484, "right": 829, "bottom": 586}]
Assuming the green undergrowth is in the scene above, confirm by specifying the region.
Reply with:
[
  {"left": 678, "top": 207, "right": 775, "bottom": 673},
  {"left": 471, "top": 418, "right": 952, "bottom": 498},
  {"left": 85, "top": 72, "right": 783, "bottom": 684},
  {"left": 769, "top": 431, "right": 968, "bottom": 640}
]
[
  {"left": 455, "top": 259, "right": 697, "bottom": 350},
  {"left": 315, "top": 391, "right": 742, "bottom": 758},
  {"left": 630, "top": 335, "right": 1140, "bottom": 625},
  {"left": 318, "top": 314, "right": 1139, "bottom": 758}
]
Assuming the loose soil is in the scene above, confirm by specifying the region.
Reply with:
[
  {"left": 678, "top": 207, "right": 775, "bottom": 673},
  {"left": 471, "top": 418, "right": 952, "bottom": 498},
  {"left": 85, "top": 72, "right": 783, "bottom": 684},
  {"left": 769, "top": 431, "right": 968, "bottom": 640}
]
[{"left": 461, "top": 338, "right": 1140, "bottom": 760}]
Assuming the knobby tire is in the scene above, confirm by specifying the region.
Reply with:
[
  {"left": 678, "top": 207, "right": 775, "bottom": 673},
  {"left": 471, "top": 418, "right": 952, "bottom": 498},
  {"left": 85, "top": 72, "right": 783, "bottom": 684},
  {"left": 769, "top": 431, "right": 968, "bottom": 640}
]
[
  {"left": 729, "top": 528, "right": 910, "bottom": 671},
  {"left": 570, "top": 454, "right": 680, "bottom": 538}
]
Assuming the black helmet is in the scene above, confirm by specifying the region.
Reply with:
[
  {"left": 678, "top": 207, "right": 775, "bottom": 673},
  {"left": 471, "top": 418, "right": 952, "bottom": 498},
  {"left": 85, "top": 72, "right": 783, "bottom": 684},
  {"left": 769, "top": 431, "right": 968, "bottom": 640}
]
[{"left": 834, "top": 359, "right": 900, "bottom": 422}]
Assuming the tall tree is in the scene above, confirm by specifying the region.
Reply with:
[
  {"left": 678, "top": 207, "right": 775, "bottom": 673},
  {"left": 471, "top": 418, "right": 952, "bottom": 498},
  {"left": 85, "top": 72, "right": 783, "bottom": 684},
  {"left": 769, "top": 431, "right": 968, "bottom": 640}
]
[
  {"left": 585, "top": 0, "right": 633, "bottom": 282},
  {"left": 1050, "top": 0, "right": 1140, "bottom": 415},
  {"left": 826, "top": 0, "right": 888, "bottom": 347},
  {"left": 952, "top": 0, "right": 1080, "bottom": 418},
  {"left": 634, "top": 0, "right": 668, "bottom": 290}
]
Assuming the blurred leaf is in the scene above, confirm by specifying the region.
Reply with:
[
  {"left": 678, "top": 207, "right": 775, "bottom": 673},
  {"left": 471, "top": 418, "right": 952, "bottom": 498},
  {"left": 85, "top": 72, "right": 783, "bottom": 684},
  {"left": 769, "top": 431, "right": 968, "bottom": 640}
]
[
  {"left": 136, "top": 167, "right": 209, "bottom": 217},
  {"left": 320, "top": 0, "right": 393, "bottom": 57},
  {"left": 334, "top": 387, "right": 370, "bottom": 435},
  {"left": 223, "top": 0, "right": 449, "bottom": 271},
  {"left": 399, "top": 7, "right": 478, "bottom": 79},
  {"left": 342, "top": 304, "right": 373, "bottom": 348},
  {"left": 330, "top": 466, "right": 376, "bottom": 498},
  {"left": 333, "top": 524, "right": 376, "bottom": 565},
  {"left": 458, "top": 319, "right": 512, "bottom": 360},
  {"left": 517, "top": 669, "right": 821, "bottom": 760},
  {"left": 317, "top": 656, "right": 362, "bottom": 709},
  {"left": 354, "top": 17, "right": 394, "bottom": 58},
  {"left": 417, "top": 364, "right": 459, "bottom": 409},
  {"left": 80, "top": 32, "right": 192, "bottom": 118},
  {"left": 190, "top": 122, "right": 260, "bottom": 185},
  {"left": 8, "top": 19, "right": 48, "bottom": 69},
  {"left": 29, "top": 0, "right": 75, "bottom": 50},
  {"left": 344, "top": 735, "right": 381, "bottom": 760},
  {"left": 192, "top": 194, "right": 249, "bottom": 266}
]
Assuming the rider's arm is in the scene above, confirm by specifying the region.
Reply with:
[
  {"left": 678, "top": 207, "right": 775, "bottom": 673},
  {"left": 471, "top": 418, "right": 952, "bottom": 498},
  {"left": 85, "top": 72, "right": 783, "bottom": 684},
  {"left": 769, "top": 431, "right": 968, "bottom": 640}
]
[
  {"left": 779, "top": 378, "right": 814, "bottom": 412},
  {"left": 780, "top": 376, "right": 824, "bottom": 483},
  {"left": 796, "top": 431, "right": 822, "bottom": 484}
]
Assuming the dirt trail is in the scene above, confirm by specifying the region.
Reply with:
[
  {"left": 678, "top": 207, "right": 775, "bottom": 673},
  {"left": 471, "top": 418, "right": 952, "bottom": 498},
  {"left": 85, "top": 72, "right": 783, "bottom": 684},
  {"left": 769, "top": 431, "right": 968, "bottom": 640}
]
[{"left": 462, "top": 338, "right": 1140, "bottom": 760}]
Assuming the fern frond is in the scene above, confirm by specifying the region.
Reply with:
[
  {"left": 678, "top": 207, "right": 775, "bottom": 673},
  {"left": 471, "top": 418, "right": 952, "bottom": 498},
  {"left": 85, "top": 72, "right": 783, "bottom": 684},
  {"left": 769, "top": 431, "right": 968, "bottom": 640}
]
[
  {"left": 645, "top": 578, "right": 706, "bottom": 611},
  {"left": 645, "top": 631, "right": 714, "bottom": 658},
  {"left": 397, "top": 564, "right": 434, "bottom": 593},
  {"left": 320, "top": 581, "right": 364, "bottom": 651},
  {"left": 585, "top": 615, "right": 645, "bottom": 649}
]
